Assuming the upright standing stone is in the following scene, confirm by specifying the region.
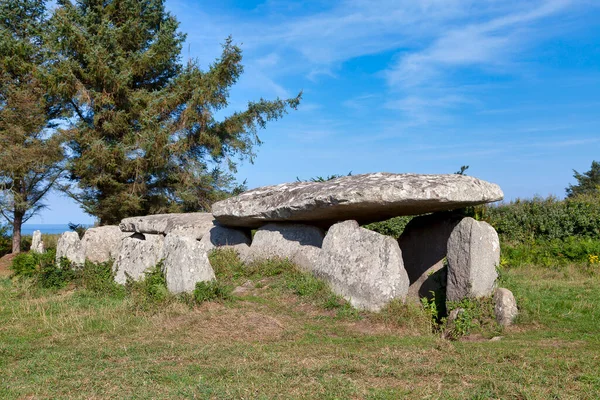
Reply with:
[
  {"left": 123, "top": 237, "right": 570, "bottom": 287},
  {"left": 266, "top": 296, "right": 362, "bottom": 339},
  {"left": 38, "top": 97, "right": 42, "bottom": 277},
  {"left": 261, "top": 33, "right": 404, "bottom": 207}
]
[
  {"left": 213, "top": 173, "right": 504, "bottom": 228},
  {"left": 31, "top": 230, "right": 45, "bottom": 253},
  {"left": 114, "top": 233, "right": 165, "bottom": 284},
  {"left": 314, "top": 220, "right": 409, "bottom": 312},
  {"left": 248, "top": 223, "right": 324, "bottom": 264},
  {"left": 494, "top": 288, "right": 518, "bottom": 326},
  {"left": 398, "top": 213, "right": 461, "bottom": 300},
  {"left": 81, "top": 226, "right": 128, "bottom": 263},
  {"left": 56, "top": 231, "right": 85, "bottom": 266},
  {"left": 163, "top": 234, "right": 216, "bottom": 294},
  {"left": 446, "top": 218, "right": 499, "bottom": 302}
]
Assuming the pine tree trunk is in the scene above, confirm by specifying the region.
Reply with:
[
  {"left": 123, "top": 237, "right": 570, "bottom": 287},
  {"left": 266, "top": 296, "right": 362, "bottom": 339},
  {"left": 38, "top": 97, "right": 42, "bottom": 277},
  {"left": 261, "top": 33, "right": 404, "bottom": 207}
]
[{"left": 12, "top": 211, "right": 23, "bottom": 254}]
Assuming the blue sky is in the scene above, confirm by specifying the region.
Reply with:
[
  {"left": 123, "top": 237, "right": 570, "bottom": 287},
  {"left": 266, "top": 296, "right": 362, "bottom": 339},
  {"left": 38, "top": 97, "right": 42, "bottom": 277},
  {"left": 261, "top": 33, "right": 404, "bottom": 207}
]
[{"left": 31, "top": 0, "right": 600, "bottom": 224}]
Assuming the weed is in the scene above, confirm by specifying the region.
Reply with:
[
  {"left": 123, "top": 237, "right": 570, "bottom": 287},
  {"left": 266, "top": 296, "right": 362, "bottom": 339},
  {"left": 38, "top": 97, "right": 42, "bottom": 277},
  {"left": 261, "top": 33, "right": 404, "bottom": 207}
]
[
  {"left": 126, "top": 262, "right": 171, "bottom": 308},
  {"left": 444, "top": 297, "right": 501, "bottom": 339},
  {"left": 78, "top": 259, "right": 125, "bottom": 297},
  {"left": 10, "top": 252, "right": 39, "bottom": 278},
  {"left": 193, "top": 280, "right": 232, "bottom": 304}
]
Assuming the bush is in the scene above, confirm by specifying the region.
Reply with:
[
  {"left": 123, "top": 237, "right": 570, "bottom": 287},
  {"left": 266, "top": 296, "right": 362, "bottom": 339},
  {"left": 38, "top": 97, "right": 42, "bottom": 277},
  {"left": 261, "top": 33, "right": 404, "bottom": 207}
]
[
  {"left": 126, "top": 262, "right": 170, "bottom": 305},
  {"left": 79, "top": 259, "right": 124, "bottom": 297},
  {"left": 0, "top": 224, "right": 11, "bottom": 257},
  {"left": 502, "top": 237, "right": 600, "bottom": 268},
  {"left": 37, "top": 254, "right": 77, "bottom": 289},
  {"left": 483, "top": 195, "right": 600, "bottom": 244},
  {"left": 443, "top": 297, "right": 500, "bottom": 339},
  {"left": 193, "top": 280, "right": 232, "bottom": 304},
  {"left": 10, "top": 252, "right": 39, "bottom": 277},
  {"left": 363, "top": 216, "right": 413, "bottom": 240}
]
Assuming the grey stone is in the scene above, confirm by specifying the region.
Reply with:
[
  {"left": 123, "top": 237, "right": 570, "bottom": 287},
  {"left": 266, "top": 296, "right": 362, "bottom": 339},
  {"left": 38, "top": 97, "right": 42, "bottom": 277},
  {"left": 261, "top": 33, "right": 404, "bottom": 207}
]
[
  {"left": 446, "top": 218, "right": 499, "bottom": 302},
  {"left": 56, "top": 231, "right": 85, "bottom": 266},
  {"left": 163, "top": 234, "right": 215, "bottom": 294},
  {"left": 119, "top": 212, "right": 215, "bottom": 239},
  {"left": 114, "top": 233, "right": 165, "bottom": 284},
  {"left": 398, "top": 213, "right": 462, "bottom": 300},
  {"left": 248, "top": 223, "right": 325, "bottom": 263},
  {"left": 212, "top": 173, "right": 504, "bottom": 228},
  {"left": 314, "top": 220, "right": 409, "bottom": 312},
  {"left": 494, "top": 288, "right": 518, "bottom": 326},
  {"left": 31, "top": 230, "right": 44, "bottom": 253},
  {"left": 290, "top": 246, "right": 323, "bottom": 273},
  {"left": 81, "top": 225, "right": 128, "bottom": 263},
  {"left": 198, "top": 224, "right": 251, "bottom": 253}
]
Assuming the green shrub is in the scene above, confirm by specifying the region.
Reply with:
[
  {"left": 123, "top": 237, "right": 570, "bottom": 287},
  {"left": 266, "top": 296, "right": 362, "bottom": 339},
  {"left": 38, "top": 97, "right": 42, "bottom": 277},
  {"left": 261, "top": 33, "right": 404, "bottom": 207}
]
[
  {"left": 193, "top": 280, "right": 232, "bottom": 304},
  {"left": 79, "top": 259, "right": 125, "bottom": 297},
  {"left": 0, "top": 224, "right": 11, "bottom": 257},
  {"left": 10, "top": 252, "right": 39, "bottom": 277},
  {"left": 363, "top": 216, "right": 413, "bottom": 240},
  {"left": 37, "top": 254, "right": 77, "bottom": 289},
  {"left": 444, "top": 297, "right": 500, "bottom": 339},
  {"left": 126, "top": 262, "right": 170, "bottom": 305},
  {"left": 502, "top": 237, "right": 600, "bottom": 268},
  {"left": 483, "top": 195, "right": 600, "bottom": 244}
]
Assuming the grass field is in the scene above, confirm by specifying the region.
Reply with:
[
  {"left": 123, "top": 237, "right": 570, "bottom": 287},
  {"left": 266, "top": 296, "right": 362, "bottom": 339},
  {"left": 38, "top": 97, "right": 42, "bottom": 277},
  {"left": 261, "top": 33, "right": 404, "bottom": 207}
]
[{"left": 0, "top": 259, "right": 599, "bottom": 399}]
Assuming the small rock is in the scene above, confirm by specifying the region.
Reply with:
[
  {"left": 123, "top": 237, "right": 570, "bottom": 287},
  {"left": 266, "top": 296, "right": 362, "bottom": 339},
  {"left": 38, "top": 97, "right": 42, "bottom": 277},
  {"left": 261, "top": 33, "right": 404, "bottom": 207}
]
[
  {"left": 489, "top": 336, "right": 503, "bottom": 342},
  {"left": 494, "top": 288, "right": 518, "bottom": 326}
]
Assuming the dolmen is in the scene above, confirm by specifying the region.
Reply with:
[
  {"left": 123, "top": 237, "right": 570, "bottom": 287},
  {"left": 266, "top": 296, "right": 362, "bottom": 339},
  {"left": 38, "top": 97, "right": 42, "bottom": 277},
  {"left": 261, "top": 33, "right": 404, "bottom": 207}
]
[{"left": 56, "top": 172, "right": 513, "bottom": 320}]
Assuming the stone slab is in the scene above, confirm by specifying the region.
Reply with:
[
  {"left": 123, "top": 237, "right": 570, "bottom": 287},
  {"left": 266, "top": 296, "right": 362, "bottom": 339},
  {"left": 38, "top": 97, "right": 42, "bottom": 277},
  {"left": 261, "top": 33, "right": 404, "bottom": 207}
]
[
  {"left": 212, "top": 173, "right": 503, "bottom": 228},
  {"left": 119, "top": 212, "right": 215, "bottom": 239}
]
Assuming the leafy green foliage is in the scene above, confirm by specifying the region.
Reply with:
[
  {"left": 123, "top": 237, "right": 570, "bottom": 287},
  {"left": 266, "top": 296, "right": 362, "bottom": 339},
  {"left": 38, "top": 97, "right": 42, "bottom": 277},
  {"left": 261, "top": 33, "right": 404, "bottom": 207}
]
[
  {"left": 444, "top": 297, "right": 500, "bottom": 339},
  {"left": 363, "top": 216, "right": 413, "bottom": 240},
  {"left": 11, "top": 250, "right": 76, "bottom": 288},
  {"left": 0, "top": 0, "right": 64, "bottom": 252},
  {"left": 0, "top": 223, "right": 12, "bottom": 257},
  {"left": 483, "top": 195, "right": 600, "bottom": 244},
  {"left": 79, "top": 259, "right": 124, "bottom": 297},
  {"left": 50, "top": 1, "right": 300, "bottom": 224},
  {"left": 193, "top": 280, "right": 232, "bottom": 304},
  {"left": 10, "top": 252, "right": 39, "bottom": 277},
  {"left": 126, "top": 262, "right": 170, "bottom": 305},
  {"left": 502, "top": 237, "right": 600, "bottom": 268},
  {"left": 37, "top": 254, "right": 77, "bottom": 289},
  {"left": 566, "top": 160, "right": 600, "bottom": 198},
  {"left": 208, "top": 248, "right": 354, "bottom": 315}
]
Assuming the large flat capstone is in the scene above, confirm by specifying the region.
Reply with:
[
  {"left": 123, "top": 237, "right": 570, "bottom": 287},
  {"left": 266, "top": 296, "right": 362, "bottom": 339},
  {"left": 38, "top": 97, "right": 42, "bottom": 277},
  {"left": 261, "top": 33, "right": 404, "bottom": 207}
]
[
  {"left": 212, "top": 173, "right": 503, "bottom": 228},
  {"left": 119, "top": 212, "right": 216, "bottom": 239}
]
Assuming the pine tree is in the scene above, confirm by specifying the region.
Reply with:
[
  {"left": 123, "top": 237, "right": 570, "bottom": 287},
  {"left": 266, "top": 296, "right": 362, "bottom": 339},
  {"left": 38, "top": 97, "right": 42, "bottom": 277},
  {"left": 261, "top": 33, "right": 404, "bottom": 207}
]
[
  {"left": 51, "top": 0, "right": 300, "bottom": 224},
  {"left": 0, "top": 0, "right": 64, "bottom": 253},
  {"left": 566, "top": 161, "right": 600, "bottom": 198}
]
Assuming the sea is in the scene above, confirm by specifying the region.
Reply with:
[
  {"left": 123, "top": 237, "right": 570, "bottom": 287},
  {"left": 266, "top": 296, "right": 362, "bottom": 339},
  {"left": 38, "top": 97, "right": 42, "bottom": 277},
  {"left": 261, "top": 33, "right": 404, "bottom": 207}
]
[{"left": 17, "top": 224, "right": 93, "bottom": 236}]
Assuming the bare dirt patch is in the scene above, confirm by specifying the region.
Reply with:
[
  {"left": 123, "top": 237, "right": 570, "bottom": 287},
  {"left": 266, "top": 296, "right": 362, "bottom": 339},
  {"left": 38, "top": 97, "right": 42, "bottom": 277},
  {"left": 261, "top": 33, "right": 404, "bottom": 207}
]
[{"left": 0, "top": 253, "right": 15, "bottom": 277}]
